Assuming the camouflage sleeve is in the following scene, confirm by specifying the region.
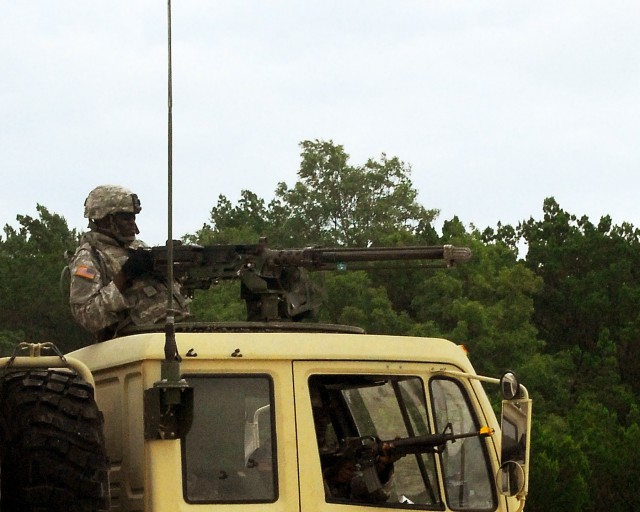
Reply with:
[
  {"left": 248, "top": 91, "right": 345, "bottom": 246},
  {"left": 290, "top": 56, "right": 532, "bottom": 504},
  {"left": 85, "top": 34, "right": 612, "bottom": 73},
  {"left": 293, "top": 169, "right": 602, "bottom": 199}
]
[{"left": 69, "top": 248, "right": 129, "bottom": 334}]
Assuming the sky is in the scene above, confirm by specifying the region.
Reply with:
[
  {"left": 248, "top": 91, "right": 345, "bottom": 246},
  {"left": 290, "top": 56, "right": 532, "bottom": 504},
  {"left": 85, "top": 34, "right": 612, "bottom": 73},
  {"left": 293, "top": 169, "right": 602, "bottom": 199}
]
[{"left": 2, "top": 1, "right": 639, "bottom": 246}]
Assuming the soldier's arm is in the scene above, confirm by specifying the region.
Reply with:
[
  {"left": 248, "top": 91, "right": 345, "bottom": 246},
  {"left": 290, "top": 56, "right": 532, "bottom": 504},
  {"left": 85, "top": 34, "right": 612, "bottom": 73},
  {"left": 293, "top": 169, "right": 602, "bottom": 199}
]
[{"left": 69, "top": 249, "right": 130, "bottom": 333}]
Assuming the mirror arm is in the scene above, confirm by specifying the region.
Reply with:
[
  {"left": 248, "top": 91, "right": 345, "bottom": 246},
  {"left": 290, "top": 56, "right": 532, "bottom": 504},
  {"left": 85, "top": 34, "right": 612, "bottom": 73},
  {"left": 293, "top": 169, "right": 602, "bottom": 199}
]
[
  {"left": 517, "top": 384, "right": 529, "bottom": 400},
  {"left": 433, "top": 369, "right": 500, "bottom": 385},
  {"left": 435, "top": 369, "right": 530, "bottom": 399}
]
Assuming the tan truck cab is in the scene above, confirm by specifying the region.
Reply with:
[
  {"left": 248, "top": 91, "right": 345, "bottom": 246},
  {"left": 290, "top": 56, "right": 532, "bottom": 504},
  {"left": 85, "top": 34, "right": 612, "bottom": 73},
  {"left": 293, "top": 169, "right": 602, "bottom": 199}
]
[{"left": 65, "top": 323, "right": 531, "bottom": 512}]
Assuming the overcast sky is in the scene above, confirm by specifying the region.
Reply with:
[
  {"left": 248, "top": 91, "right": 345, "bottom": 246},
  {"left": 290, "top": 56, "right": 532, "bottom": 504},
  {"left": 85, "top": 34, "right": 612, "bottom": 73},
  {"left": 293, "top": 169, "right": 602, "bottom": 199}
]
[{"left": 2, "top": 1, "right": 639, "bottom": 245}]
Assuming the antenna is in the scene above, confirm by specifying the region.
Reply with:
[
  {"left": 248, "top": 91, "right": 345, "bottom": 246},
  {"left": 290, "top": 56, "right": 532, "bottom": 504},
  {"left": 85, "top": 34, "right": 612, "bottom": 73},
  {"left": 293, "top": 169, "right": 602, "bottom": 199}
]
[
  {"left": 143, "top": 0, "right": 192, "bottom": 443},
  {"left": 165, "top": 0, "right": 179, "bottom": 361}
]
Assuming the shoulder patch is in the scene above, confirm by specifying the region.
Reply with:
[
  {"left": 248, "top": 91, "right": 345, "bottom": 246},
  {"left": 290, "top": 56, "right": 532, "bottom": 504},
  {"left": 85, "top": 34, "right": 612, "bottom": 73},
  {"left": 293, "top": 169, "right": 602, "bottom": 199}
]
[{"left": 74, "top": 265, "right": 97, "bottom": 280}]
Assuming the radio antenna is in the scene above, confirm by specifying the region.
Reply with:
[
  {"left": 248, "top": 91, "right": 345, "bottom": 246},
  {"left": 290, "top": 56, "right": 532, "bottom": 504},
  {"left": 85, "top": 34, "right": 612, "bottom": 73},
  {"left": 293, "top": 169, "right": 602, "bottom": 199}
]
[
  {"left": 143, "top": 0, "right": 192, "bottom": 443},
  {"left": 164, "top": 0, "right": 179, "bottom": 362}
]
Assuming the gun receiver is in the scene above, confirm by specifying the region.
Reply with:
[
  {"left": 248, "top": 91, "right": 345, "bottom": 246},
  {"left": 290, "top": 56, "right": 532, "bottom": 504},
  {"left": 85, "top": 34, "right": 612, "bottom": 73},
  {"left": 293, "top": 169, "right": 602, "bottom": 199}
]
[{"left": 149, "top": 238, "right": 472, "bottom": 322}]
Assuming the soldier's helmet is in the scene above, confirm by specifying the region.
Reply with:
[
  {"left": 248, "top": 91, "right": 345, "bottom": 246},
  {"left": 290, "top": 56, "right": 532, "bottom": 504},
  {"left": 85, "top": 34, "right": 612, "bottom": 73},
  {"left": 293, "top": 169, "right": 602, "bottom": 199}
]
[{"left": 84, "top": 185, "right": 142, "bottom": 220}]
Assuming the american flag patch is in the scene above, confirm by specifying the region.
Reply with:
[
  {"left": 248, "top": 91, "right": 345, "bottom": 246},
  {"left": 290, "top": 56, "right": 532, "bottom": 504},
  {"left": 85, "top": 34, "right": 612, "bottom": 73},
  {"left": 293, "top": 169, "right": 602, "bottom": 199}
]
[{"left": 74, "top": 265, "right": 97, "bottom": 280}]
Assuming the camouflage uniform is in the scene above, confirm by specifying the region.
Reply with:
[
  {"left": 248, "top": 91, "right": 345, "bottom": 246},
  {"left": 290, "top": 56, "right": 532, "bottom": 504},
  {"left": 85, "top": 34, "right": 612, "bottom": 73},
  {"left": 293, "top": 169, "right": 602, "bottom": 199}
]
[{"left": 68, "top": 185, "right": 190, "bottom": 341}]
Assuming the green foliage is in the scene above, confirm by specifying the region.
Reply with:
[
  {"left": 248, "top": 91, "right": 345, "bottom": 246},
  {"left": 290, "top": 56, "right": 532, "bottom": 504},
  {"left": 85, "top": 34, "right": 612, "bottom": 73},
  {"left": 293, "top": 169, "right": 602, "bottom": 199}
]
[
  {"left": 317, "top": 272, "right": 412, "bottom": 334},
  {"left": 519, "top": 197, "right": 640, "bottom": 393},
  {"left": 0, "top": 329, "right": 24, "bottom": 356},
  {"left": 270, "top": 140, "right": 439, "bottom": 246},
  {"left": 564, "top": 397, "right": 640, "bottom": 511},
  {"left": 517, "top": 351, "right": 574, "bottom": 417},
  {"left": 0, "top": 205, "right": 90, "bottom": 352},
  {"left": 527, "top": 416, "right": 591, "bottom": 512},
  {"left": 192, "top": 190, "right": 270, "bottom": 244},
  {"left": 618, "top": 409, "right": 640, "bottom": 509},
  {"left": 188, "top": 282, "right": 246, "bottom": 322},
  {"left": 189, "top": 139, "right": 440, "bottom": 324}
]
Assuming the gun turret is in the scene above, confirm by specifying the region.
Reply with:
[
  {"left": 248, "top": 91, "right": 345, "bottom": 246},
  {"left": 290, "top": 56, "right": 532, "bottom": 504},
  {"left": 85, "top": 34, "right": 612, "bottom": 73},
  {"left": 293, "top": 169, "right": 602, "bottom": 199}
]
[{"left": 149, "top": 238, "right": 472, "bottom": 322}]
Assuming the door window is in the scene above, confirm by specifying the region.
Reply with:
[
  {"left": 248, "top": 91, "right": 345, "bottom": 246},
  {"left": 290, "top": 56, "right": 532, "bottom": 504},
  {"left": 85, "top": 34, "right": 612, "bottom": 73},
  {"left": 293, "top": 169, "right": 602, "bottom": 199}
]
[
  {"left": 309, "top": 375, "right": 442, "bottom": 507},
  {"left": 181, "top": 375, "right": 276, "bottom": 503}
]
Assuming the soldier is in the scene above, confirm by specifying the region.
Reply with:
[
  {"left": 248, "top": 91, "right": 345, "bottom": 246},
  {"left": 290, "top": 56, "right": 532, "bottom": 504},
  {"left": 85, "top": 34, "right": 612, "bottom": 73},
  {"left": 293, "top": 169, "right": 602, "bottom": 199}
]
[
  {"left": 68, "top": 185, "right": 190, "bottom": 341},
  {"left": 310, "top": 383, "right": 396, "bottom": 503}
]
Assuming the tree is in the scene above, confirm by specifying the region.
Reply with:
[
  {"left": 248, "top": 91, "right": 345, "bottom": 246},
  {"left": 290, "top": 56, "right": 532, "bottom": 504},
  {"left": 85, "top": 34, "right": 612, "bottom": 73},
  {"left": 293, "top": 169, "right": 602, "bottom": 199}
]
[
  {"left": 526, "top": 416, "right": 591, "bottom": 512},
  {"left": 270, "top": 140, "right": 439, "bottom": 246},
  {"left": 566, "top": 397, "right": 640, "bottom": 511},
  {"left": 193, "top": 190, "right": 270, "bottom": 244},
  {"left": 0, "top": 329, "right": 23, "bottom": 357},
  {"left": 519, "top": 197, "right": 640, "bottom": 395},
  {"left": 0, "top": 206, "right": 89, "bottom": 351},
  {"left": 412, "top": 221, "right": 543, "bottom": 376},
  {"left": 318, "top": 272, "right": 412, "bottom": 334}
]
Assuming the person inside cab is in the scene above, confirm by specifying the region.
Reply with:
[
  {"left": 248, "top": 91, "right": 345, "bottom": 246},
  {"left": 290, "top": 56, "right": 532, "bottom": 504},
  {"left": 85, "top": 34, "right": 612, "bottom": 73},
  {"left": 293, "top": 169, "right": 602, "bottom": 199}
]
[{"left": 310, "top": 381, "right": 397, "bottom": 503}]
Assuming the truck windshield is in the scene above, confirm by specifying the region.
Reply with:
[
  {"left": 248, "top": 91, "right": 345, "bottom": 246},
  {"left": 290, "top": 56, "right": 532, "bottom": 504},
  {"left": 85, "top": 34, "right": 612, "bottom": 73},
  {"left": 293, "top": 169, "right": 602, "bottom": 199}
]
[
  {"left": 181, "top": 375, "right": 276, "bottom": 503},
  {"left": 309, "top": 375, "right": 442, "bottom": 507}
]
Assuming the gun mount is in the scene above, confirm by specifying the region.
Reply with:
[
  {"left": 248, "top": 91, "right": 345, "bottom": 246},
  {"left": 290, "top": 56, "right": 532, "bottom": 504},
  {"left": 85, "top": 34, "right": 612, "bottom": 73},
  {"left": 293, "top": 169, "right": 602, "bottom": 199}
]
[{"left": 149, "top": 238, "right": 472, "bottom": 322}]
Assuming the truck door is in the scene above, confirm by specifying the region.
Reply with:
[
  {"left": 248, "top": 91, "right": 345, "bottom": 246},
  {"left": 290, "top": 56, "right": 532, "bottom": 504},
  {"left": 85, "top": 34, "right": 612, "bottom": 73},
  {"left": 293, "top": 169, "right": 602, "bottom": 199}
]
[
  {"left": 293, "top": 361, "right": 498, "bottom": 512},
  {"left": 180, "top": 360, "right": 299, "bottom": 511}
]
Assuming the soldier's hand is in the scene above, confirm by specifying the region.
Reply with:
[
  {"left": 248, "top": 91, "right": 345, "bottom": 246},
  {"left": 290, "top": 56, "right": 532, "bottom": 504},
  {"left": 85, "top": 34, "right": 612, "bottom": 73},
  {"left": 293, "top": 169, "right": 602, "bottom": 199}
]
[
  {"left": 324, "top": 461, "right": 356, "bottom": 485},
  {"left": 120, "top": 248, "right": 154, "bottom": 282},
  {"left": 335, "top": 461, "right": 356, "bottom": 484},
  {"left": 378, "top": 440, "right": 402, "bottom": 467}
]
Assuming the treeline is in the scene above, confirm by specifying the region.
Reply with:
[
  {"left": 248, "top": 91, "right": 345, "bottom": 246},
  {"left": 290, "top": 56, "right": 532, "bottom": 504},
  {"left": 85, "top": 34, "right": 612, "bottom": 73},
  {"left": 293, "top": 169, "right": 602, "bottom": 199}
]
[{"left": 1, "top": 140, "right": 639, "bottom": 511}]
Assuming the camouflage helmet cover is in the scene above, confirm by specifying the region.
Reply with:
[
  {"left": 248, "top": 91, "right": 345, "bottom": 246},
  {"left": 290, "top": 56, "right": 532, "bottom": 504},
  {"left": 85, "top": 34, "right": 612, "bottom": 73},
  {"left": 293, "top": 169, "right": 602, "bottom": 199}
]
[{"left": 84, "top": 185, "right": 142, "bottom": 220}]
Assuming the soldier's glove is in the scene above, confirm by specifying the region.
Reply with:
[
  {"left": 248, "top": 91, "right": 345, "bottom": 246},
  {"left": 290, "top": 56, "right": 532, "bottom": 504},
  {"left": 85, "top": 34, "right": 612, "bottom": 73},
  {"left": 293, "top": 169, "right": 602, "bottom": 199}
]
[{"left": 120, "top": 248, "right": 154, "bottom": 282}]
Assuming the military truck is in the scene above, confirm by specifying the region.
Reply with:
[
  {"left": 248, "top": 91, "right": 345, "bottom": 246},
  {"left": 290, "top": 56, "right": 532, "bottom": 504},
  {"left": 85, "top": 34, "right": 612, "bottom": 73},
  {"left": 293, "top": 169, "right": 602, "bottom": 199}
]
[{"left": 0, "top": 242, "right": 531, "bottom": 512}]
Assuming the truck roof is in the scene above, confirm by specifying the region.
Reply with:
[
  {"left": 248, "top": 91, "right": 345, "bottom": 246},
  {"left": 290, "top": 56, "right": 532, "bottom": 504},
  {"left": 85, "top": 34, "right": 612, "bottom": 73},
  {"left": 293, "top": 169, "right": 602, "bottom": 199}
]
[{"left": 68, "top": 324, "right": 475, "bottom": 374}]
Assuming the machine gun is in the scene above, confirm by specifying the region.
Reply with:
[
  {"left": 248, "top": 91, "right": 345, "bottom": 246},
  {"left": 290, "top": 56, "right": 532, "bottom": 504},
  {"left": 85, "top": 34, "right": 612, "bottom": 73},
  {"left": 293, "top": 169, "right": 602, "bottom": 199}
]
[
  {"left": 330, "top": 424, "right": 494, "bottom": 495},
  {"left": 149, "top": 238, "right": 472, "bottom": 322}
]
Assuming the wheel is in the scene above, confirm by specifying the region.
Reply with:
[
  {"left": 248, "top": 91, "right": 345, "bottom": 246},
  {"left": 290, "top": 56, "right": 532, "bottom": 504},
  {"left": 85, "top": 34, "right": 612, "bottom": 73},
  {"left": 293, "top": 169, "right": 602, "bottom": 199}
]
[{"left": 0, "top": 369, "right": 110, "bottom": 512}]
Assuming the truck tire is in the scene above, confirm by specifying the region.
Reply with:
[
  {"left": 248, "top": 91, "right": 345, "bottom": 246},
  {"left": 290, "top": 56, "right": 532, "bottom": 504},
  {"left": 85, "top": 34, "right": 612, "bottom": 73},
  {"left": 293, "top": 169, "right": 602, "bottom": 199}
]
[{"left": 0, "top": 369, "right": 110, "bottom": 512}]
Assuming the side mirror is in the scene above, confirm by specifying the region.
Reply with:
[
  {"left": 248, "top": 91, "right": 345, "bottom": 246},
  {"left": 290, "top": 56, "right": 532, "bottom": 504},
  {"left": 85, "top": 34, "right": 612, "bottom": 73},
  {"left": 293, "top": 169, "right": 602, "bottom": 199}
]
[
  {"left": 497, "top": 460, "right": 525, "bottom": 496},
  {"left": 500, "top": 371, "right": 521, "bottom": 400},
  {"left": 498, "top": 397, "right": 532, "bottom": 498}
]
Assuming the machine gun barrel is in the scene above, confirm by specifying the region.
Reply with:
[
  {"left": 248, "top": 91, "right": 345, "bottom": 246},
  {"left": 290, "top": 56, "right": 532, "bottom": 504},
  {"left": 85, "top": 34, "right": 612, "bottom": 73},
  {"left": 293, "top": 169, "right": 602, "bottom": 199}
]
[{"left": 261, "top": 244, "right": 472, "bottom": 271}]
